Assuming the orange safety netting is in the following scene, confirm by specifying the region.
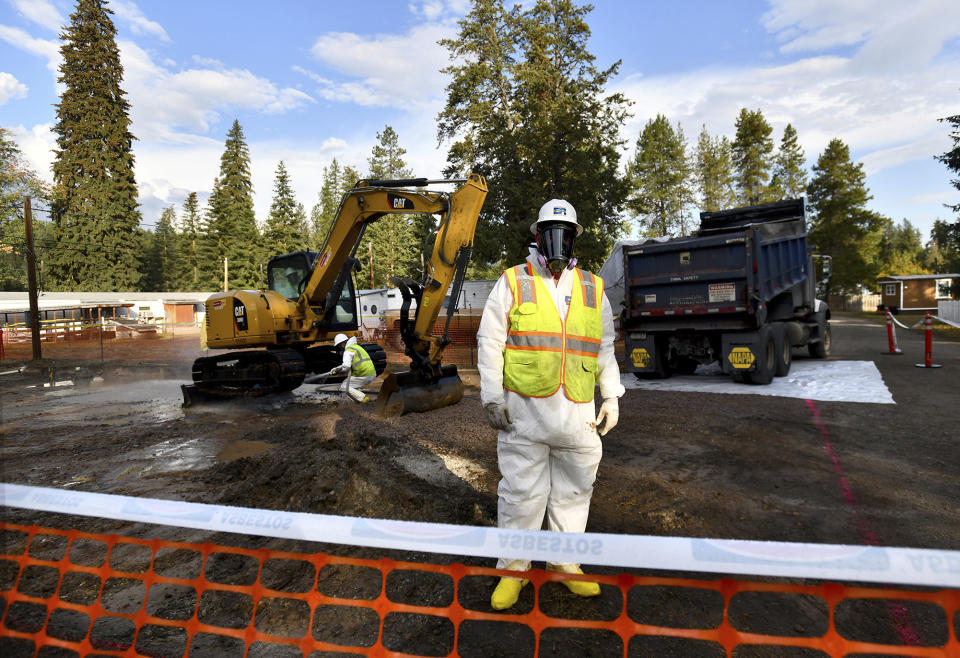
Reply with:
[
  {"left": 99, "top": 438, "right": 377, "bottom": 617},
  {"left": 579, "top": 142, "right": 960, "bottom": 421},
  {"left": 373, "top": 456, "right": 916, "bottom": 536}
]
[{"left": 1, "top": 523, "right": 958, "bottom": 657}]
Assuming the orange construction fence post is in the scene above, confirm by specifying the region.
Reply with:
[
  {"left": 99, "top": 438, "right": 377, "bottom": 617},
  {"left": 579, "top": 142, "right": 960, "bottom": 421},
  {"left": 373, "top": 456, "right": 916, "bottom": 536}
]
[
  {"left": 882, "top": 309, "right": 902, "bottom": 355},
  {"left": 914, "top": 312, "right": 942, "bottom": 368}
]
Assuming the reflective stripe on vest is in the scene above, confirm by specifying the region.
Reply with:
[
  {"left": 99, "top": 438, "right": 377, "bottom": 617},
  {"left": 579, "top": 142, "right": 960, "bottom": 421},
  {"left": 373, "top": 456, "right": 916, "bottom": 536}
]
[
  {"left": 346, "top": 343, "right": 376, "bottom": 377},
  {"left": 502, "top": 264, "right": 604, "bottom": 402}
]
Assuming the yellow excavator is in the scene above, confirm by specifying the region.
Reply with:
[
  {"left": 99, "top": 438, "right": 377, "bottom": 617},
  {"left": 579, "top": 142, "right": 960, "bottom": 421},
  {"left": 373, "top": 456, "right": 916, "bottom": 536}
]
[{"left": 183, "top": 174, "right": 487, "bottom": 415}]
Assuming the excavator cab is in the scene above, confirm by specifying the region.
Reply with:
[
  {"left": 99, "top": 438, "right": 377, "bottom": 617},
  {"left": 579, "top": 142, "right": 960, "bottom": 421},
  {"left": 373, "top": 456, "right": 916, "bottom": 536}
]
[{"left": 267, "top": 251, "right": 359, "bottom": 331}]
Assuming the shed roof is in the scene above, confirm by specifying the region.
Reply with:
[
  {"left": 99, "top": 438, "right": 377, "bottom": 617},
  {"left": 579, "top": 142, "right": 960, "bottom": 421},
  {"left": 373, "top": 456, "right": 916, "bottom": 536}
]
[{"left": 876, "top": 273, "right": 960, "bottom": 281}]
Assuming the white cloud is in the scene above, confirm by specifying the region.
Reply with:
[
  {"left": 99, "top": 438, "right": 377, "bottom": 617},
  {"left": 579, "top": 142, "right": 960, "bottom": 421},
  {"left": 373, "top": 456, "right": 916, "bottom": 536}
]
[
  {"left": 615, "top": 55, "right": 958, "bottom": 175},
  {"left": 306, "top": 23, "right": 454, "bottom": 109},
  {"left": 109, "top": 0, "right": 170, "bottom": 42},
  {"left": 320, "top": 137, "right": 348, "bottom": 152},
  {"left": 762, "top": 0, "right": 960, "bottom": 72},
  {"left": 6, "top": 123, "right": 56, "bottom": 182},
  {"left": 0, "top": 24, "right": 60, "bottom": 71},
  {"left": 117, "top": 40, "right": 315, "bottom": 141},
  {"left": 10, "top": 0, "right": 63, "bottom": 32},
  {"left": 0, "top": 71, "right": 28, "bottom": 104}
]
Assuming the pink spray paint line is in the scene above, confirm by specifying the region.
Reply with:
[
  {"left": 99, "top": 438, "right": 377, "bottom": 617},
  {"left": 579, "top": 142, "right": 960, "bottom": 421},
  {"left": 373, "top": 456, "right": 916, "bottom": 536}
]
[{"left": 804, "top": 398, "right": 920, "bottom": 647}]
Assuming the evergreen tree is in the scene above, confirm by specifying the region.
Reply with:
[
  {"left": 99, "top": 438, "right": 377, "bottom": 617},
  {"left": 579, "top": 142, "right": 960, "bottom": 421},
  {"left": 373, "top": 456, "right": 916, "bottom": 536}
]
[
  {"left": 694, "top": 125, "right": 736, "bottom": 212},
  {"left": 1, "top": 127, "right": 51, "bottom": 290},
  {"left": 362, "top": 126, "right": 419, "bottom": 287},
  {"left": 876, "top": 218, "right": 928, "bottom": 276},
  {"left": 311, "top": 159, "right": 351, "bottom": 249},
  {"left": 140, "top": 206, "right": 179, "bottom": 290},
  {"left": 264, "top": 161, "right": 306, "bottom": 255},
  {"left": 438, "top": 0, "right": 630, "bottom": 271},
  {"left": 934, "top": 110, "right": 960, "bottom": 264},
  {"left": 207, "top": 120, "right": 260, "bottom": 289},
  {"left": 926, "top": 219, "right": 960, "bottom": 273},
  {"left": 806, "top": 138, "right": 885, "bottom": 297},
  {"left": 177, "top": 192, "right": 204, "bottom": 290},
  {"left": 935, "top": 111, "right": 960, "bottom": 216},
  {"left": 769, "top": 123, "right": 807, "bottom": 201},
  {"left": 732, "top": 108, "right": 775, "bottom": 205},
  {"left": 49, "top": 0, "right": 141, "bottom": 291},
  {"left": 627, "top": 115, "right": 693, "bottom": 237}
]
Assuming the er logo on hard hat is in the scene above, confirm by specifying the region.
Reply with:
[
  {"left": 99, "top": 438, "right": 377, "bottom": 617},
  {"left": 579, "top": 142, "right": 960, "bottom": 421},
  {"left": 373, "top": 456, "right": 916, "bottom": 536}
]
[
  {"left": 630, "top": 348, "right": 651, "bottom": 369},
  {"left": 728, "top": 347, "right": 755, "bottom": 369}
]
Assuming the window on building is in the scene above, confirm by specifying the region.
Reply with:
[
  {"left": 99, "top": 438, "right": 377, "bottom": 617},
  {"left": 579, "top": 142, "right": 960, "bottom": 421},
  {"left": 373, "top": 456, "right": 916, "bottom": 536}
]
[
  {"left": 884, "top": 283, "right": 897, "bottom": 296},
  {"left": 935, "top": 278, "right": 952, "bottom": 299}
]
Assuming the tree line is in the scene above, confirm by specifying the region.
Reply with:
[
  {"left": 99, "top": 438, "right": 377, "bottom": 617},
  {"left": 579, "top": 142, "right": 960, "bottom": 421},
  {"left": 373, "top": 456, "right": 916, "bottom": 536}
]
[{"left": 1, "top": 0, "right": 958, "bottom": 298}]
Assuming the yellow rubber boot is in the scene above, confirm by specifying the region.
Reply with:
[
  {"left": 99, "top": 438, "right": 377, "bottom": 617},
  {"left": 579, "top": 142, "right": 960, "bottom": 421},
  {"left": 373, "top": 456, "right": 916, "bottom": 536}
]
[
  {"left": 550, "top": 566, "right": 600, "bottom": 598},
  {"left": 490, "top": 577, "right": 528, "bottom": 610}
]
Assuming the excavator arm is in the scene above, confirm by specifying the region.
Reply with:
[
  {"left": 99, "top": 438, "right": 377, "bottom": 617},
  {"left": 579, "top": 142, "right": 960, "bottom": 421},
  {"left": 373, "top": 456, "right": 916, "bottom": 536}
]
[{"left": 300, "top": 174, "right": 487, "bottom": 414}]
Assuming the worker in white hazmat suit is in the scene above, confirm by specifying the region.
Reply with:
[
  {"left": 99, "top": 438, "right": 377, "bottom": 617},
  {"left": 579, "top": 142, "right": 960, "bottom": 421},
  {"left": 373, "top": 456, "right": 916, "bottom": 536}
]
[
  {"left": 477, "top": 199, "right": 625, "bottom": 611},
  {"left": 331, "top": 334, "right": 377, "bottom": 403}
]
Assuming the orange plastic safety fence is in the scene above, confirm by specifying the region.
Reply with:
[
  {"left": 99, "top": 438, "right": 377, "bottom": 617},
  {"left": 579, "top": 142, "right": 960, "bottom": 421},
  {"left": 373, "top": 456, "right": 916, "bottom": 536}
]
[
  {"left": 380, "top": 312, "right": 482, "bottom": 367},
  {"left": 1, "top": 523, "right": 958, "bottom": 657}
]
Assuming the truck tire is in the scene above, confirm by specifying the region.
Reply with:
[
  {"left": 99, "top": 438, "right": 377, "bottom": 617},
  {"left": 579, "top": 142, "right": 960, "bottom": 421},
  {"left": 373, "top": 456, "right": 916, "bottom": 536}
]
[
  {"left": 773, "top": 323, "right": 791, "bottom": 377},
  {"left": 745, "top": 325, "right": 776, "bottom": 385},
  {"left": 808, "top": 322, "right": 831, "bottom": 359}
]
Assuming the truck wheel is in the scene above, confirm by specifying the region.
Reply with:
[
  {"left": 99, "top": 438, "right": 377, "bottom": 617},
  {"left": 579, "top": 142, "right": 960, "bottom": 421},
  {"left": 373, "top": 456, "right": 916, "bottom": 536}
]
[
  {"left": 745, "top": 325, "right": 776, "bottom": 385},
  {"left": 808, "top": 322, "right": 831, "bottom": 359},
  {"left": 773, "top": 324, "right": 791, "bottom": 377}
]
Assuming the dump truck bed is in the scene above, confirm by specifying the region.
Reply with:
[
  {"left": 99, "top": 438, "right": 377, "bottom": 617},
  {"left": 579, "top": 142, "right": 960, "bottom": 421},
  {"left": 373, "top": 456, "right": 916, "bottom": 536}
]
[{"left": 623, "top": 199, "right": 811, "bottom": 332}]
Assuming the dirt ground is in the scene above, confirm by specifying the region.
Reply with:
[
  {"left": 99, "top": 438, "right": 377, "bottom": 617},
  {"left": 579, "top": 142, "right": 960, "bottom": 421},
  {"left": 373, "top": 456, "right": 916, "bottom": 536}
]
[{"left": 2, "top": 312, "right": 959, "bottom": 656}]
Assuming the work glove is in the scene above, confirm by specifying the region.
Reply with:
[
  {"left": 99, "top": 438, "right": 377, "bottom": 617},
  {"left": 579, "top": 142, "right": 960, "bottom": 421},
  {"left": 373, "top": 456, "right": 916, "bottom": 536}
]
[
  {"left": 330, "top": 364, "right": 348, "bottom": 375},
  {"left": 595, "top": 398, "right": 619, "bottom": 437},
  {"left": 484, "top": 401, "right": 513, "bottom": 431}
]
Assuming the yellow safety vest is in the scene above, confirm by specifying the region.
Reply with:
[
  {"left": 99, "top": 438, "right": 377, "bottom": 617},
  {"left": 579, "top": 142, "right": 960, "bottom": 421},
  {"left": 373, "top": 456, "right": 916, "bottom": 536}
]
[
  {"left": 502, "top": 263, "right": 604, "bottom": 403},
  {"left": 347, "top": 343, "right": 376, "bottom": 377}
]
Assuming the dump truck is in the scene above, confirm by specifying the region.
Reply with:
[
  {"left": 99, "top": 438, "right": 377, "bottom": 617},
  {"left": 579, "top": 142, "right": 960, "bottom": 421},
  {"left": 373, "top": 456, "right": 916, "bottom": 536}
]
[{"left": 622, "top": 198, "right": 831, "bottom": 384}]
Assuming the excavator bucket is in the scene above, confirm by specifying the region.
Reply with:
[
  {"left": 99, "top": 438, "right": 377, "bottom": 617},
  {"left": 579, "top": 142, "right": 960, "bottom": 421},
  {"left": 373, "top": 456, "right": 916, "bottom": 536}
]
[{"left": 374, "top": 365, "right": 464, "bottom": 416}]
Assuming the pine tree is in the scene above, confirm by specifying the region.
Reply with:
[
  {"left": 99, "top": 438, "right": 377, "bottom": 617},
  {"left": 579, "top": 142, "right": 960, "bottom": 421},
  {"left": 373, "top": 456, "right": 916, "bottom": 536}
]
[
  {"left": 934, "top": 111, "right": 960, "bottom": 265},
  {"left": 207, "top": 120, "right": 260, "bottom": 289},
  {"left": 732, "top": 108, "right": 775, "bottom": 205},
  {"left": 362, "top": 126, "right": 419, "bottom": 287},
  {"left": 49, "top": 0, "right": 141, "bottom": 291},
  {"left": 694, "top": 125, "right": 736, "bottom": 212},
  {"left": 177, "top": 192, "right": 203, "bottom": 290},
  {"left": 141, "top": 206, "right": 179, "bottom": 290},
  {"left": 806, "top": 138, "right": 885, "bottom": 297},
  {"left": 769, "top": 124, "right": 808, "bottom": 201},
  {"left": 264, "top": 161, "right": 306, "bottom": 255},
  {"left": 876, "top": 218, "right": 928, "bottom": 277},
  {"left": 927, "top": 219, "right": 960, "bottom": 273},
  {"left": 936, "top": 112, "right": 960, "bottom": 215},
  {"left": 438, "top": 0, "right": 630, "bottom": 271},
  {"left": 627, "top": 115, "right": 693, "bottom": 237}
]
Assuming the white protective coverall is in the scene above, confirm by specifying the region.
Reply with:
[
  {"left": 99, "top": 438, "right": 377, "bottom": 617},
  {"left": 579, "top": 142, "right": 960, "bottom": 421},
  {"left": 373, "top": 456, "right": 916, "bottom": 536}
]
[
  {"left": 477, "top": 253, "right": 625, "bottom": 571},
  {"left": 338, "top": 336, "right": 377, "bottom": 402}
]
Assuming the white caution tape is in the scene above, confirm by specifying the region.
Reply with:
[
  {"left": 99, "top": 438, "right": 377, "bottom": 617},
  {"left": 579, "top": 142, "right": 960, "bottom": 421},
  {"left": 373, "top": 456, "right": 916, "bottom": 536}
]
[
  {"left": 3, "top": 483, "right": 959, "bottom": 588},
  {"left": 889, "top": 314, "right": 912, "bottom": 329},
  {"left": 934, "top": 315, "right": 960, "bottom": 329}
]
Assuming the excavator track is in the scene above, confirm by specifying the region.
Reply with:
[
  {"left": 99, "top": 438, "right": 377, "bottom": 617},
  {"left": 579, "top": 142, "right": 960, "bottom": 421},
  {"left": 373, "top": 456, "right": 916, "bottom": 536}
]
[{"left": 189, "top": 348, "right": 306, "bottom": 401}]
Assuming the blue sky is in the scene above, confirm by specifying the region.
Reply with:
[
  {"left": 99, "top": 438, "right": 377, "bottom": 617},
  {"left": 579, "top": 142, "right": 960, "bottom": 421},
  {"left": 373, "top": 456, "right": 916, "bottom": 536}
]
[{"left": 1, "top": 0, "right": 959, "bottom": 241}]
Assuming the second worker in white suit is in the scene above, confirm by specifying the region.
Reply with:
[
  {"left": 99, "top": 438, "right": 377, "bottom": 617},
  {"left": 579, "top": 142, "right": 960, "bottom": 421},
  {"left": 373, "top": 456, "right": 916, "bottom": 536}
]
[{"left": 477, "top": 199, "right": 625, "bottom": 611}]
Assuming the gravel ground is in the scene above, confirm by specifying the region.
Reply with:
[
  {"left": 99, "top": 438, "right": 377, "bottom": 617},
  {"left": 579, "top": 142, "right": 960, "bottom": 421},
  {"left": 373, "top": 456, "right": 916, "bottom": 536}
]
[{"left": 1, "top": 311, "right": 958, "bottom": 656}]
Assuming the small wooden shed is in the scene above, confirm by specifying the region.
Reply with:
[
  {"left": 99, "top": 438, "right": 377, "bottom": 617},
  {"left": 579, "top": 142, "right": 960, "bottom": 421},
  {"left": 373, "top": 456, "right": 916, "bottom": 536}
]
[{"left": 877, "top": 274, "right": 959, "bottom": 313}]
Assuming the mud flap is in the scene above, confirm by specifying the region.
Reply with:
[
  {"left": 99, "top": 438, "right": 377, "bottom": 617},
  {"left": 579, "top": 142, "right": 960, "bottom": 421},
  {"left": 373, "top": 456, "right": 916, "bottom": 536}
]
[{"left": 373, "top": 365, "right": 464, "bottom": 416}]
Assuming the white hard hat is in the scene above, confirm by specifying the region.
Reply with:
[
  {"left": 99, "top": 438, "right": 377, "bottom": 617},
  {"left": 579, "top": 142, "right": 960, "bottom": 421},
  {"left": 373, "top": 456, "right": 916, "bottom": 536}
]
[
  {"left": 530, "top": 199, "right": 583, "bottom": 236},
  {"left": 333, "top": 333, "right": 348, "bottom": 347}
]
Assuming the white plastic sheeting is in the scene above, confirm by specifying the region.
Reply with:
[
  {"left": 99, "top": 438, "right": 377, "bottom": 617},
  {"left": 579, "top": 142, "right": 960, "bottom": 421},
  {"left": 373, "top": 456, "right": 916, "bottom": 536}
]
[{"left": 621, "top": 360, "right": 895, "bottom": 404}]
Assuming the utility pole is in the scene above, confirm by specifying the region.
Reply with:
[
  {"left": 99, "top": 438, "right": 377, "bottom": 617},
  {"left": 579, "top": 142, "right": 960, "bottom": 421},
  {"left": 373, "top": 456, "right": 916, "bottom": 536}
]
[
  {"left": 24, "top": 197, "right": 42, "bottom": 360},
  {"left": 223, "top": 257, "right": 228, "bottom": 292}
]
